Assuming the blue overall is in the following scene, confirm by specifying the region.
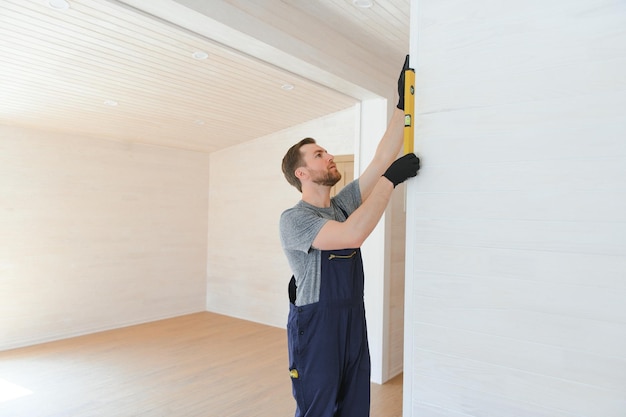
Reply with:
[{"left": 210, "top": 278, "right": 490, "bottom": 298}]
[{"left": 287, "top": 247, "right": 371, "bottom": 417}]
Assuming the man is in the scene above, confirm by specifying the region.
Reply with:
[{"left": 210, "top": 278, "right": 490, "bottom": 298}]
[{"left": 279, "top": 56, "right": 420, "bottom": 417}]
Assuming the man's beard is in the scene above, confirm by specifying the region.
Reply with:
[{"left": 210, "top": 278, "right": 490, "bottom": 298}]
[{"left": 312, "top": 169, "right": 342, "bottom": 187}]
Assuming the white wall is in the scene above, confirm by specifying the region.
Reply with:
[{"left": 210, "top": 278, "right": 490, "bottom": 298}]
[
  {"left": 0, "top": 126, "right": 210, "bottom": 350},
  {"left": 404, "top": 0, "right": 626, "bottom": 415},
  {"left": 206, "top": 107, "right": 358, "bottom": 326}
]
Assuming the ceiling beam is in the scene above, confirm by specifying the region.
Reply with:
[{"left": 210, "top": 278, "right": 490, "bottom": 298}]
[{"left": 116, "top": 0, "right": 394, "bottom": 100}]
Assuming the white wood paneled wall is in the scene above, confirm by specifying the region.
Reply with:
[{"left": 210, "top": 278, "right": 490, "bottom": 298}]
[
  {"left": 404, "top": 0, "right": 626, "bottom": 416},
  {"left": 0, "top": 126, "right": 210, "bottom": 350}
]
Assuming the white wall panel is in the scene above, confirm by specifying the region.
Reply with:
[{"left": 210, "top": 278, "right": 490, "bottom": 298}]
[
  {"left": 0, "top": 126, "right": 210, "bottom": 350},
  {"left": 405, "top": 0, "right": 626, "bottom": 415},
  {"left": 412, "top": 244, "right": 626, "bottom": 289},
  {"left": 411, "top": 377, "right": 591, "bottom": 417},
  {"left": 413, "top": 218, "right": 625, "bottom": 255},
  {"left": 413, "top": 322, "right": 626, "bottom": 392},
  {"left": 413, "top": 350, "right": 625, "bottom": 415}
]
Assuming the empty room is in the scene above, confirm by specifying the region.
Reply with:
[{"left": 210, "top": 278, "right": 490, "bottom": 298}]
[{"left": 2, "top": 1, "right": 625, "bottom": 417}]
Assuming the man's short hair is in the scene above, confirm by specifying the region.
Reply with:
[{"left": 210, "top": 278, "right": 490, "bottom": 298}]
[{"left": 282, "top": 138, "right": 316, "bottom": 192}]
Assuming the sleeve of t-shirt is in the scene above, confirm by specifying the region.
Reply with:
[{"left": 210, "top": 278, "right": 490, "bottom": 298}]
[
  {"left": 333, "top": 180, "right": 362, "bottom": 216},
  {"left": 280, "top": 207, "right": 328, "bottom": 254}
]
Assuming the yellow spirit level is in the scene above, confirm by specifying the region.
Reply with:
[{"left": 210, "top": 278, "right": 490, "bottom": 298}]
[{"left": 403, "top": 68, "right": 416, "bottom": 155}]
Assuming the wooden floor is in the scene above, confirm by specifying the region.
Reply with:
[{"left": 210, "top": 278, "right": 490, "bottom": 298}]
[{"left": 0, "top": 312, "right": 402, "bottom": 417}]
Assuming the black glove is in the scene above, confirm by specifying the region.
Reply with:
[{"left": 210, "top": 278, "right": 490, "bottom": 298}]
[
  {"left": 397, "top": 55, "right": 411, "bottom": 110},
  {"left": 383, "top": 153, "right": 420, "bottom": 187}
]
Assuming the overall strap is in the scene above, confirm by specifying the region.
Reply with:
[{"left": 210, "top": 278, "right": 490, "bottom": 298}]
[{"left": 288, "top": 275, "right": 297, "bottom": 305}]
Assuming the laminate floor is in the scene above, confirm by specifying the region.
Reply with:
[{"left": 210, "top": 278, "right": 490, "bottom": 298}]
[{"left": 0, "top": 312, "right": 402, "bottom": 417}]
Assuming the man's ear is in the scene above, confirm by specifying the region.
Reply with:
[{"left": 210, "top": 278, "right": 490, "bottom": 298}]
[{"left": 295, "top": 167, "right": 307, "bottom": 180}]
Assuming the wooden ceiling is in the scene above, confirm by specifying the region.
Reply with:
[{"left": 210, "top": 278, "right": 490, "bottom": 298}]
[{"left": 0, "top": 0, "right": 409, "bottom": 153}]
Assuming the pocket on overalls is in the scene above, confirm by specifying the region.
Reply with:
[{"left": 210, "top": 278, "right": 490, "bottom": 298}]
[{"left": 323, "top": 249, "right": 359, "bottom": 301}]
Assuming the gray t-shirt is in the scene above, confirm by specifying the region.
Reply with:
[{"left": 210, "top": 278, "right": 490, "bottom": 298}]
[{"left": 279, "top": 180, "right": 362, "bottom": 306}]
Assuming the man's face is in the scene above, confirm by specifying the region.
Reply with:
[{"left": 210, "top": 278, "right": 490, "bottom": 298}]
[{"left": 300, "top": 143, "right": 341, "bottom": 187}]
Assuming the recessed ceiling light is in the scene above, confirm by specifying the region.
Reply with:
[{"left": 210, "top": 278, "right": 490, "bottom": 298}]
[
  {"left": 103, "top": 100, "right": 118, "bottom": 106},
  {"left": 281, "top": 84, "right": 294, "bottom": 91},
  {"left": 192, "top": 51, "right": 209, "bottom": 60},
  {"left": 353, "top": 0, "right": 374, "bottom": 8},
  {"left": 48, "top": 0, "right": 70, "bottom": 10}
]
